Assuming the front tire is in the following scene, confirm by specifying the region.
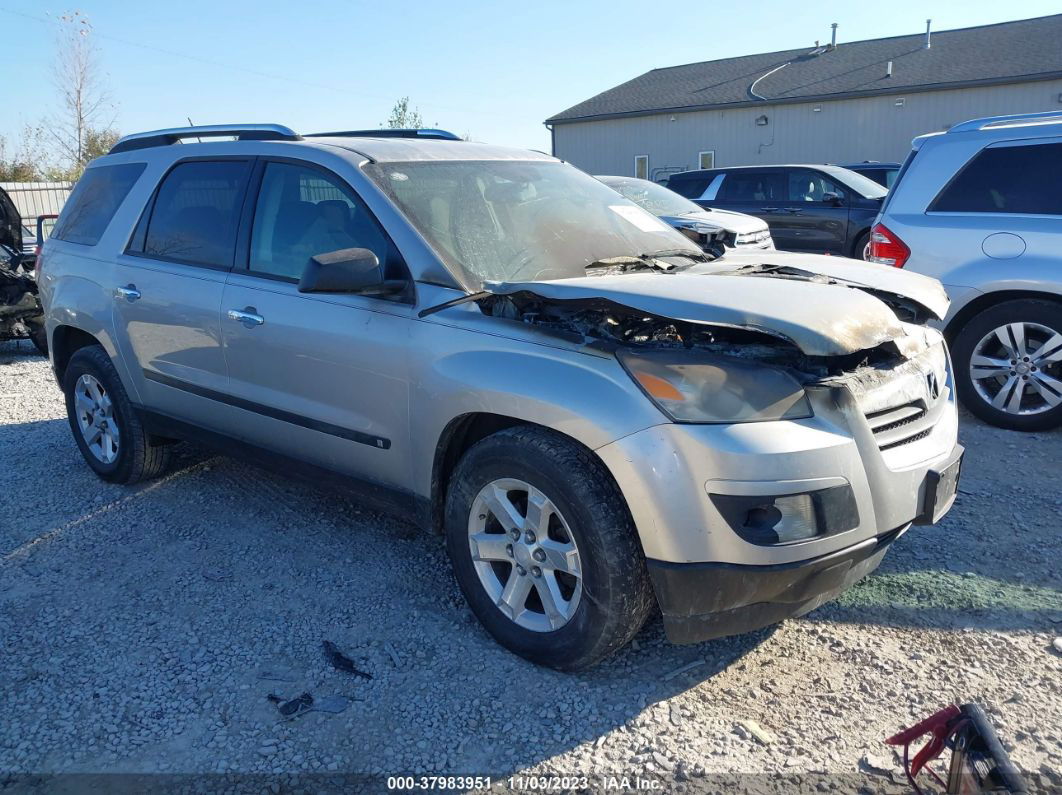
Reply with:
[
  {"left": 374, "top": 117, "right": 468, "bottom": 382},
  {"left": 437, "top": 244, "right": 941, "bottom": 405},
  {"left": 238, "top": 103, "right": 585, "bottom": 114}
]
[
  {"left": 951, "top": 299, "right": 1062, "bottom": 431},
  {"left": 63, "top": 346, "right": 171, "bottom": 483},
  {"left": 444, "top": 426, "right": 654, "bottom": 671}
]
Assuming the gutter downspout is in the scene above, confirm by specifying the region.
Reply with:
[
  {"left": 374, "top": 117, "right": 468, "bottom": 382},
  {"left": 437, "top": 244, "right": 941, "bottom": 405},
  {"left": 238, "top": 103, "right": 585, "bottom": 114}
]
[{"left": 544, "top": 122, "right": 555, "bottom": 157}]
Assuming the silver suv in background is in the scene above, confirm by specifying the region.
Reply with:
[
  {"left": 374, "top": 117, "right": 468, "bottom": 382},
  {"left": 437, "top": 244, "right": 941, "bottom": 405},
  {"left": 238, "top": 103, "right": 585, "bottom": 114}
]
[
  {"left": 40, "top": 124, "right": 961, "bottom": 670},
  {"left": 871, "top": 111, "right": 1062, "bottom": 431}
]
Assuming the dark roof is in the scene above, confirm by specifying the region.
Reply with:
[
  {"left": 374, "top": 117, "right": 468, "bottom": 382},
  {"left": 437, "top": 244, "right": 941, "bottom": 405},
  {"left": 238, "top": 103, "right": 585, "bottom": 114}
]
[{"left": 547, "top": 15, "right": 1062, "bottom": 124}]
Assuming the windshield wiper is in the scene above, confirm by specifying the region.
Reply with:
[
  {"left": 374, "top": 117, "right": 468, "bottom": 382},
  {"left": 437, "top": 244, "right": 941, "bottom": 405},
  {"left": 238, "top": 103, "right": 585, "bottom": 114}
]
[
  {"left": 418, "top": 290, "right": 491, "bottom": 318},
  {"left": 641, "top": 248, "right": 711, "bottom": 262},
  {"left": 586, "top": 255, "right": 653, "bottom": 269},
  {"left": 584, "top": 249, "right": 711, "bottom": 275}
]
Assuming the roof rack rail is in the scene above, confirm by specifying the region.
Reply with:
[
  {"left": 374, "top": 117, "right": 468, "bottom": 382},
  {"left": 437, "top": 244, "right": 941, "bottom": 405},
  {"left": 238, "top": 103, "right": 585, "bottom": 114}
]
[
  {"left": 305, "top": 128, "right": 462, "bottom": 141},
  {"left": 948, "top": 111, "right": 1062, "bottom": 134},
  {"left": 109, "top": 124, "right": 301, "bottom": 154}
]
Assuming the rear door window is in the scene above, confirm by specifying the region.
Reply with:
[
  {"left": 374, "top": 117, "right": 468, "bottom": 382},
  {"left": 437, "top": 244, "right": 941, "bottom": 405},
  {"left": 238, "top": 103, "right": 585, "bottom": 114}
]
[
  {"left": 668, "top": 176, "right": 711, "bottom": 199},
  {"left": 930, "top": 141, "right": 1062, "bottom": 215},
  {"left": 140, "top": 160, "right": 251, "bottom": 267},
  {"left": 719, "top": 171, "right": 785, "bottom": 202},
  {"left": 787, "top": 170, "right": 846, "bottom": 202},
  {"left": 53, "top": 163, "right": 146, "bottom": 246}
]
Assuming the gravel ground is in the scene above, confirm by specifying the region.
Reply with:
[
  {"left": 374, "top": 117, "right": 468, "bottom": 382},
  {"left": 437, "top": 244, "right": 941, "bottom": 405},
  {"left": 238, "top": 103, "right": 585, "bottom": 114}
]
[{"left": 1, "top": 339, "right": 1060, "bottom": 794}]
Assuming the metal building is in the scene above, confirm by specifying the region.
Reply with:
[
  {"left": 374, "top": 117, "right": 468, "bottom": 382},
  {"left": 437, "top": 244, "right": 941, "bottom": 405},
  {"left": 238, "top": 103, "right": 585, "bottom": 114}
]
[
  {"left": 0, "top": 181, "right": 73, "bottom": 225},
  {"left": 546, "top": 15, "right": 1062, "bottom": 181}
]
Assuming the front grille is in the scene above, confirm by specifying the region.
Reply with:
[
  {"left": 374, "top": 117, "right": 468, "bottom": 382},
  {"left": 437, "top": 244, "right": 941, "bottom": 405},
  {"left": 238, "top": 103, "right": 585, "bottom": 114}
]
[{"left": 865, "top": 400, "right": 937, "bottom": 451}]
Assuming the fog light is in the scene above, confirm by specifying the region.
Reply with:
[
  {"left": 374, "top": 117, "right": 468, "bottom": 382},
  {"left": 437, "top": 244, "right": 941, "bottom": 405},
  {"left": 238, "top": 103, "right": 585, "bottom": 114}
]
[
  {"left": 745, "top": 494, "right": 818, "bottom": 543},
  {"left": 709, "top": 485, "right": 859, "bottom": 546}
]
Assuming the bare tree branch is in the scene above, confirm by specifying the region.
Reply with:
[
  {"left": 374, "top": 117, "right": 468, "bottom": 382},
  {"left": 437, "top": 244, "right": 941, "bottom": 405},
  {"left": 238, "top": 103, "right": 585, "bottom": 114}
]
[{"left": 45, "top": 11, "right": 118, "bottom": 178}]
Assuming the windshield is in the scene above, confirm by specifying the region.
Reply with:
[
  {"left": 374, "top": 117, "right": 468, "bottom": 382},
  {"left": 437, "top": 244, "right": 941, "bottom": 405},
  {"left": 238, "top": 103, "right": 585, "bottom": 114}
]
[
  {"left": 596, "top": 176, "right": 703, "bottom": 218},
  {"left": 827, "top": 167, "right": 888, "bottom": 199},
  {"left": 365, "top": 160, "right": 701, "bottom": 287}
]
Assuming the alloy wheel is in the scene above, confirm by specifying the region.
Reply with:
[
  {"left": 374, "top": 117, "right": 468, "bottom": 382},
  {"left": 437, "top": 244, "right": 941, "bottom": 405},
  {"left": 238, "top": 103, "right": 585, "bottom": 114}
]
[
  {"left": 467, "top": 478, "right": 582, "bottom": 632},
  {"left": 73, "top": 373, "right": 120, "bottom": 464},
  {"left": 969, "top": 322, "right": 1062, "bottom": 416}
]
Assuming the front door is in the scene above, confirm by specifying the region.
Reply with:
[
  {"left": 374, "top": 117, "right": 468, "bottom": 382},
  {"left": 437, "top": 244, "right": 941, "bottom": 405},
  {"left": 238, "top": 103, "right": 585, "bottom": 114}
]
[
  {"left": 112, "top": 158, "right": 252, "bottom": 428},
  {"left": 219, "top": 159, "right": 413, "bottom": 492},
  {"left": 778, "top": 169, "right": 850, "bottom": 254}
]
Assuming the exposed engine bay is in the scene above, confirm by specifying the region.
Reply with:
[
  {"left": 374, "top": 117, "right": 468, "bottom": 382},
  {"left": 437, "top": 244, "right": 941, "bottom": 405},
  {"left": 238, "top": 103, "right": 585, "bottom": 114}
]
[
  {"left": 479, "top": 290, "right": 916, "bottom": 381},
  {"left": 0, "top": 251, "right": 47, "bottom": 353}
]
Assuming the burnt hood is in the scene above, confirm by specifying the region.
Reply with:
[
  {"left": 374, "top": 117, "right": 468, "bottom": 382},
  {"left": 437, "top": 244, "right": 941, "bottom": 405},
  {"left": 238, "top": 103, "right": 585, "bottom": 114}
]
[{"left": 484, "top": 251, "right": 949, "bottom": 358}]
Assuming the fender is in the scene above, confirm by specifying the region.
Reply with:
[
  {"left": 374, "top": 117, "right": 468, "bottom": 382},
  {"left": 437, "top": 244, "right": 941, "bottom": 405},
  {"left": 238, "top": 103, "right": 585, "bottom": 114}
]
[{"left": 407, "top": 308, "right": 667, "bottom": 500}]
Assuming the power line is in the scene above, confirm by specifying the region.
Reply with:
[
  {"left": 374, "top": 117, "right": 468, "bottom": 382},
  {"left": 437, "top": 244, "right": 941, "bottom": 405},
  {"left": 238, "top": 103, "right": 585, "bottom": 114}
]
[{"left": 0, "top": 6, "right": 506, "bottom": 119}]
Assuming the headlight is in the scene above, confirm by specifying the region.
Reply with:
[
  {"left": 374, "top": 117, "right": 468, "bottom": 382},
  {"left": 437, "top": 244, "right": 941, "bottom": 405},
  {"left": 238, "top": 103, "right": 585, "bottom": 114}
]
[
  {"left": 735, "top": 229, "right": 773, "bottom": 245},
  {"left": 618, "top": 348, "right": 813, "bottom": 423}
]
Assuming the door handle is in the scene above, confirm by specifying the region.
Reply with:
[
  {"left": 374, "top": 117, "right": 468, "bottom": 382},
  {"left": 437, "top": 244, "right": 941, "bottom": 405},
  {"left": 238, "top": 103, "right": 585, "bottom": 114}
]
[
  {"left": 760, "top": 206, "right": 779, "bottom": 212},
  {"left": 115, "top": 285, "right": 141, "bottom": 302},
  {"left": 227, "top": 307, "right": 265, "bottom": 328}
]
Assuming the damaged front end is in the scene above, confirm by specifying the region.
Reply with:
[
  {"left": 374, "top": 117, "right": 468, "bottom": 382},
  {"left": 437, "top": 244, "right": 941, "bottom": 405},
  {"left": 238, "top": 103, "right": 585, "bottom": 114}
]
[
  {"left": 474, "top": 261, "right": 953, "bottom": 455},
  {"left": 0, "top": 256, "right": 47, "bottom": 353}
]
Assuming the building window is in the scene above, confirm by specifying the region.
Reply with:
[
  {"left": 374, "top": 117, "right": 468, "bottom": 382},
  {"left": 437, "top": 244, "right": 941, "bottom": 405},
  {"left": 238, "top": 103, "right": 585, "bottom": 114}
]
[
  {"left": 634, "top": 155, "right": 649, "bottom": 180},
  {"left": 698, "top": 151, "right": 715, "bottom": 170}
]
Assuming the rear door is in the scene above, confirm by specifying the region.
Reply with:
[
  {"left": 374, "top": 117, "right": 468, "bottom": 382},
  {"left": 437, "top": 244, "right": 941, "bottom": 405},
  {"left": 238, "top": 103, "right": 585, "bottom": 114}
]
[
  {"left": 780, "top": 168, "right": 850, "bottom": 253},
  {"left": 112, "top": 158, "right": 252, "bottom": 429},
  {"left": 219, "top": 158, "right": 413, "bottom": 491}
]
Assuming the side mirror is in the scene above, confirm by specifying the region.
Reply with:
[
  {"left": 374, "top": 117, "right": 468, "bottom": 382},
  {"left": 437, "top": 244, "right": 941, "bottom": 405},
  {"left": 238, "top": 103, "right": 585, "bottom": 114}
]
[
  {"left": 822, "top": 192, "right": 844, "bottom": 206},
  {"left": 298, "top": 248, "right": 383, "bottom": 294}
]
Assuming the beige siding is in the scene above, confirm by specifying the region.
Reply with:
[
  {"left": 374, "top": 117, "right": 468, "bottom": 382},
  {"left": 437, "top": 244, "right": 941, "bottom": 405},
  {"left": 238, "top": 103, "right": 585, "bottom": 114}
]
[{"left": 553, "top": 79, "right": 1062, "bottom": 179}]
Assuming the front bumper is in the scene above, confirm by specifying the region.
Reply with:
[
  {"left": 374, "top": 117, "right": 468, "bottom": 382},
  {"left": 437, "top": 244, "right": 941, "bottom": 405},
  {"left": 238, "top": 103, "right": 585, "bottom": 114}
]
[
  {"left": 648, "top": 525, "right": 906, "bottom": 644},
  {"left": 595, "top": 339, "right": 962, "bottom": 642}
]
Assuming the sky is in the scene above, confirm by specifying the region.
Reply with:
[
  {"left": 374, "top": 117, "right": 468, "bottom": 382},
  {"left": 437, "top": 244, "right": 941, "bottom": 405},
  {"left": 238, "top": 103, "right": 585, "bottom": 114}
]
[{"left": 1, "top": 0, "right": 1060, "bottom": 155}]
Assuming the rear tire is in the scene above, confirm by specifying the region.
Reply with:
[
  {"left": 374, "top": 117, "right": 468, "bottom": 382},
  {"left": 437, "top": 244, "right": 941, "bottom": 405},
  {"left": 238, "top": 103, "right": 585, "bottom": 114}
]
[
  {"left": 444, "top": 426, "right": 654, "bottom": 671},
  {"left": 63, "top": 345, "right": 171, "bottom": 483},
  {"left": 951, "top": 299, "right": 1062, "bottom": 431}
]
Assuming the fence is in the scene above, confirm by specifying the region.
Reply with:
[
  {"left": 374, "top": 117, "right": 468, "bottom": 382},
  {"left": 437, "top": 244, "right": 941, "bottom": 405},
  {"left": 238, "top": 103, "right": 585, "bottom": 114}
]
[{"left": 0, "top": 181, "right": 74, "bottom": 225}]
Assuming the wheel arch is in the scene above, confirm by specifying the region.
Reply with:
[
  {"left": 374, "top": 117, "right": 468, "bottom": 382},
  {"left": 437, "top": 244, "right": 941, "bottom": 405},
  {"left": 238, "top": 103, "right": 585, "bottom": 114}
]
[
  {"left": 51, "top": 325, "right": 104, "bottom": 384},
  {"left": 425, "top": 413, "right": 543, "bottom": 534},
  {"left": 944, "top": 289, "right": 1062, "bottom": 342},
  {"left": 424, "top": 413, "right": 637, "bottom": 537},
  {"left": 850, "top": 226, "right": 872, "bottom": 259}
]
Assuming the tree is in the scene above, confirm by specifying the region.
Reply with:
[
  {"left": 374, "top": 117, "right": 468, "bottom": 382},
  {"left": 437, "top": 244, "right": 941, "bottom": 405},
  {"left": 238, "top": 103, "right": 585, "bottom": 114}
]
[
  {"left": 45, "top": 11, "right": 118, "bottom": 179},
  {"left": 0, "top": 133, "right": 43, "bottom": 182},
  {"left": 383, "top": 97, "right": 424, "bottom": 129}
]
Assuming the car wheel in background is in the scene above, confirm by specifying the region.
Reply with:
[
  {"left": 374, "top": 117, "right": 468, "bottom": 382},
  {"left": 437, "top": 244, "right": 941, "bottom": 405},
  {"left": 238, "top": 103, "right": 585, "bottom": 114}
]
[
  {"left": 444, "top": 426, "right": 654, "bottom": 670},
  {"left": 63, "top": 345, "right": 171, "bottom": 483},
  {"left": 951, "top": 299, "right": 1062, "bottom": 431},
  {"left": 853, "top": 230, "right": 871, "bottom": 261},
  {"left": 27, "top": 320, "right": 48, "bottom": 356}
]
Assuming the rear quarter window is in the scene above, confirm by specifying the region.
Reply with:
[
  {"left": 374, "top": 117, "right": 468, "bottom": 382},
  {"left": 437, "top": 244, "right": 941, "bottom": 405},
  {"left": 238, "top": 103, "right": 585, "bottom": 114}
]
[
  {"left": 930, "top": 141, "right": 1062, "bottom": 215},
  {"left": 668, "top": 176, "right": 711, "bottom": 199},
  {"left": 53, "top": 163, "right": 146, "bottom": 246}
]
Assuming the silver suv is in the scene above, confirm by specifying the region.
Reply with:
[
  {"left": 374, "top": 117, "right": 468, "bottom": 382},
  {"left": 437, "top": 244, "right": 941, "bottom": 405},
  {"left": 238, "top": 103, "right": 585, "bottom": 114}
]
[
  {"left": 870, "top": 111, "right": 1062, "bottom": 431},
  {"left": 40, "top": 124, "right": 962, "bottom": 670}
]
